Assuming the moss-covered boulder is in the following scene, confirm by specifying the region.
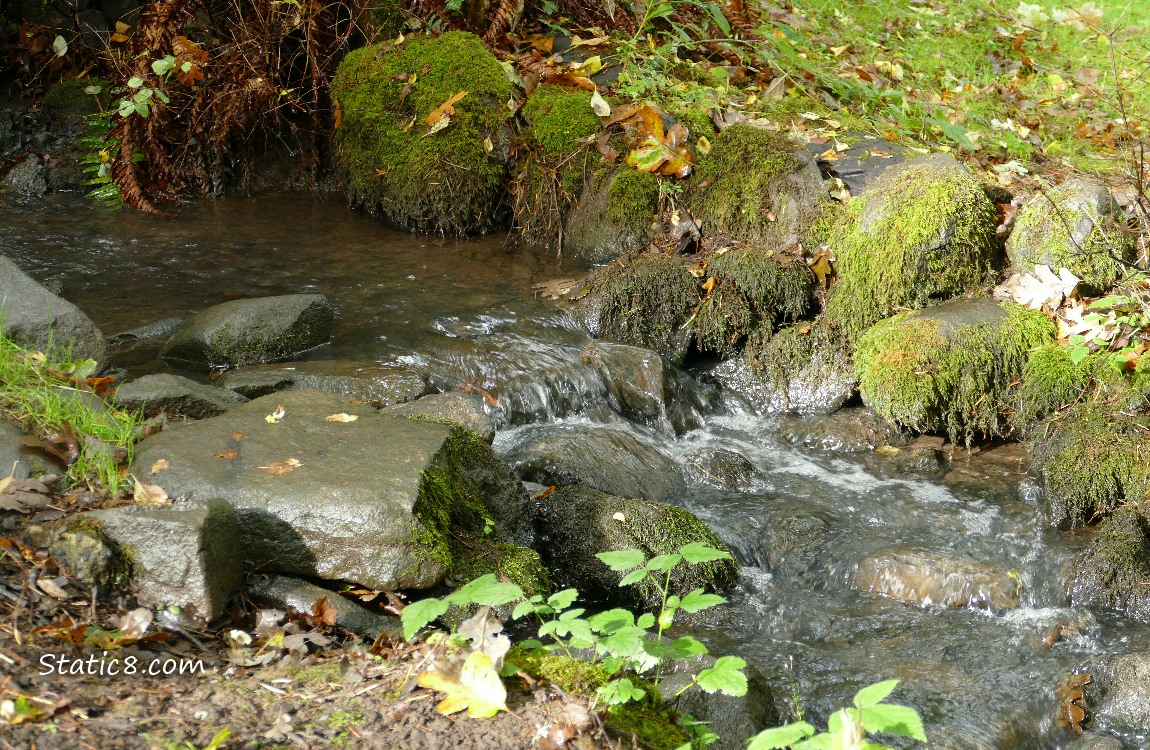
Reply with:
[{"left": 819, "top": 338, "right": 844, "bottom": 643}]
[
  {"left": 332, "top": 32, "right": 515, "bottom": 235},
  {"left": 571, "top": 253, "right": 699, "bottom": 364},
  {"left": 1007, "top": 179, "right": 1134, "bottom": 293},
  {"left": 1031, "top": 407, "right": 1150, "bottom": 529},
  {"left": 855, "top": 299, "right": 1054, "bottom": 445},
  {"left": 563, "top": 168, "right": 660, "bottom": 264},
  {"left": 448, "top": 540, "right": 550, "bottom": 598},
  {"left": 686, "top": 124, "right": 824, "bottom": 246},
  {"left": 1066, "top": 505, "right": 1150, "bottom": 623},
  {"left": 711, "top": 322, "right": 856, "bottom": 415},
  {"left": 824, "top": 154, "right": 998, "bottom": 340},
  {"left": 535, "top": 485, "right": 737, "bottom": 610},
  {"left": 1014, "top": 343, "right": 1092, "bottom": 431},
  {"left": 521, "top": 84, "right": 601, "bottom": 155},
  {"left": 693, "top": 249, "right": 813, "bottom": 358}
]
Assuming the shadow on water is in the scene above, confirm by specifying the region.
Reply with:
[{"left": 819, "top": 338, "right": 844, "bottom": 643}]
[{"left": 6, "top": 193, "right": 1149, "bottom": 749}]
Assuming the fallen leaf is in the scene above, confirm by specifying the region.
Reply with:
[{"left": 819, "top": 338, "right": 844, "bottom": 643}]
[
  {"left": 258, "top": 458, "right": 302, "bottom": 476},
  {"left": 417, "top": 651, "right": 508, "bottom": 718},
  {"left": 150, "top": 458, "right": 170, "bottom": 474},
  {"left": 214, "top": 449, "right": 238, "bottom": 459},
  {"left": 37, "top": 577, "right": 69, "bottom": 600},
  {"left": 424, "top": 115, "right": 451, "bottom": 136},
  {"left": 1007, "top": 265, "right": 1080, "bottom": 310},
  {"left": 132, "top": 477, "right": 169, "bottom": 505},
  {"left": 808, "top": 251, "right": 835, "bottom": 287},
  {"left": 312, "top": 597, "right": 339, "bottom": 627},
  {"left": 590, "top": 89, "right": 611, "bottom": 117},
  {"left": 265, "top": 405, "right": 286, "bottom": 424},
  {"left": 232, "top": 432, "right": 245, "bottom": 441},
  {"left": 426, "top": 91, "right": 468, "bottom": 128},
  {"left": 701, "top": 276, "right": 718, "bottom": 295},
  {"left": 324, "top": 413, "right": 359, "bottom": 423}
]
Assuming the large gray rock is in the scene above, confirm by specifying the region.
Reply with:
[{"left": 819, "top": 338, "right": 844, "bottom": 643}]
[
  {"left": 159, "top": 294, "right": 334, "bottom": 369},
  {"left": 0, "top": 256, "right": 107, "bottom": 362},
  {"left": 3, "top": 155, "right": 47, "bottom": 197},
  {"left": 381, "top": 392, "right": 495, "bottom": 444},
  {"left": 85, "top": 497, "right": 243, "bottom": 626},
  {"left": 660, "top": 655, "right": 779, "bottom": 750},
  {"left": 248, "top": 574, "right": 401, "bottom": 640},
  {"left": 535, "top": 484, "right": 736, "bottom": 610},
  {"left": 131, "top": 390, "right": 532, "bottom": 591},
  {"left": 219, "top": 360, "right": 430, "bottom": 405},
  {"left": 115, "top": 374, "right": 248, "bottom": 419},
  {"left": 852, "top": 548, "right": 1021, "bottom": 610},
  {"left": 1007, "top": 179, "right": 1133, "bottom": 292},
  {"left": 1083, "top": 650, "right": 1150, "bottom": 738},
  {"left": 498, "top": 422, "right": 686, "bottom": 502}
]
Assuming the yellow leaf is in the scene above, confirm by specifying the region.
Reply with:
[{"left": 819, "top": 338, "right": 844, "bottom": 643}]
[
  {"left": 150, "top": 458, "right": 170, "bottom": 474},
  {"left": 426, "top": 91, "right": 468, "bottom": 127},
  {"left": 258, "top": 458, "right": 302, "bottom": 476},
  {"left": 830, "top": 44, "right": 849, "bottom": 56},
  {"left": 265, "top": 404, "right": 286, "bottom": 424},
  {"left": 324, "top": 413, "right": 359, "bottom": 423},
  {"left": 697, "top": 135, "right": 712, "bottom": 155},
  {"left": 417, "top": 651, "right": 507, "bottom": 719}
]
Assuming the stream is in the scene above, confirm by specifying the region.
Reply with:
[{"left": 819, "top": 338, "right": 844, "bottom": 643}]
[{"left": 4, "top": 191, "right": 1147, "bottom": 749}]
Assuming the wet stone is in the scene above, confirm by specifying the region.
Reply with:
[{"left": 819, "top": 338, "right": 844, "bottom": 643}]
[
  {"left": 114, "top": 373, "right": 248, "bottom": 419},
  {"left": 380, "top": 392, "right": 495, "bottom": 444},
  {"left": 778, "top": 408, "right": 911, "bottom": 453},
  {"left": 1082, "top": 650, "right": 1150, "bottom": 738},
  {"left": 248, "top": 574, "right": 401, "bottom": 640},
  {"left": 0, "top": 255, "right": 107, "bottom": 362},
  {"left": 219, "top": 360, "right": 431, "bottom": 405},
  {"left": 682, "top": 447, "right": 760, "bottom": 490},
  {"left": 851, "top": 548, "right": 1021, "bottom": 610}
]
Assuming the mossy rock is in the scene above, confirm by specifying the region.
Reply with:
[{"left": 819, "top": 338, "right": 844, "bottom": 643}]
[
  {"left": 43, "top": 77, "right": 109, "bottom": 117},
  {"left": 855, "top": 299, "right": 1055, "bottom": 445},
  {"left": 572, "top": 253, "right": 699, "bottom": 364},
  {"left": 332, "top": 32, "right": 515, "bottom": 235},
  {"left": 1066, "top": 504, "right": 1150, "bottom": 623},
  {"left": 712, "top": 321, "right": 856, "bottom": 414},
  {"left": 824, "top": 154, "right": 998, "bottom": 340},
  {"left": 1014, "top": 343, "right": 1092, "bottom": 430},
  {"left": 534, "top": 485, "right": 737, "bottom": 610},
  {"left": 521, "top": 85, "right": 602, "bottom": 155},
  {"left": 449, "top": 540, "right": 550, "bottom": 598},
  {"left": 1007, "top": 179, "right": 1134, "bottom": 293},
  {"left": 686, "top": 124, "right": 823, "bottom": 247},
  {"left": 564, "top": 167, "right": 661, "bottom": 265},
  {"left": 1030, "top": 406, "right": 1150, "bottom": 529},
  {"left": 693, "top": 249, "right": 813, "bottom": 357}
]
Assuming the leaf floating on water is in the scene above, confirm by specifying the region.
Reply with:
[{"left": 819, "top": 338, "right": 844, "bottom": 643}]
[
  {"left": 265, "top": 404, "right": 286, "bottom": 424},
  {"left": 324, "top": 413, "right": 359, "bottom": 423},
  {"left": 258, "top": 458, "right": 302, "bottom": 476}
]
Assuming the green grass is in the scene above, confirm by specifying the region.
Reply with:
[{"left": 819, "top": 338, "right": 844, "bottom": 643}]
[{"left": 0, "top": 330, "right": 140, "bottom": 493}]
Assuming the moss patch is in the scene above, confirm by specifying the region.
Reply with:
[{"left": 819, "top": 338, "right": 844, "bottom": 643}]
[
  {"left": 1031, "top": 406, "right": 1150, "bottom": 529},
  {"left": 451, "top": 541, "right": 551, "bottom": 597},
  {"left": 824, "top": 156, "right": 998, "bottom": 340},
  {"left": 1071, "top": 505, "right": 1150, "bottom": 621},
  {"left": 581, "top": 254, "right": 700, "bottom": 361},
  {"left": 1015, "top": 343, "right": 1092, "bottom": 428},
  {"left": 521, "top": 85, "right": 602, "bottom": 155},
  {"left": 745, "top": 320, "right": 851, "bottom": 393},
  {"left": 855, "top": 301, "right": 1054, "bottom": 445},
  {"left": 604, "top": 169, "right": 660, "bottom": 235},
  {"left": 332, "top": 32, "right": 514, "bottom": 235},
  {"left": 685, "top": 124, "right": 814, "bottom": 244}
]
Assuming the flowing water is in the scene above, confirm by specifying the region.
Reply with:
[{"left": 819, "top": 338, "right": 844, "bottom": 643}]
[{"left": 4, "top": 192, "right": 1147, "bottom": 749}]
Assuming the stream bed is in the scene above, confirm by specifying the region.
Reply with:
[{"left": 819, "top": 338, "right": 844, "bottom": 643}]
[{"left": 4, "top": 192, "right": 1147, "bottom": 749}]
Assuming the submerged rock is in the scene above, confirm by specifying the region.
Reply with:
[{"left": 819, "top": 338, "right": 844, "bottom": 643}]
[
  {"left": 131, "top": 390, "right": 532, "bottom": 592},
  {"left": 381, "top": 392, "right": 495, "bottom": 444},
  {"left": 855, "top": 299, "right": 1054, "bottom": 445},
  {"left": 219, "top": 360, "right": 430, "bottom": 405},
  {"left": 0, "top": 255, "right": 107, "bottom": 362},
  {"left": 824, "top": 154, "right": 998, "bottom": 340},
  {"left": 85, "top": 498, "right": 243, "bottom": 626},
  {"left": 1065, "top": 505, "right": 1150, "bottom": 623},
  {"left": 778, "top": 408, "right": 910, "bottom": 453},
  {"left": 1007, "top": 179, "right": 1133, "bottom": 292},
  {"left": 332, "top": 32, "right": 515, "bottom": 235},
  {"left": 1082, "top": 650, "right": 1150, "bottom": 738},
  {"left": 115, "top": 373, "right": 248, "bottom": 419},
  {"left": 498, "top": 422, "right": 686, "bottom": 502},
  {"left": 160, "top": 294, "right": 334, "bottom": 369},
  {"left": 712, "top": 323, "right": 855, "bottom": 415},
  {"left": 851, "top": 548, "right": 1021, "bottom": 610},
  {"left": 686, "top": 124, "right": 825, "bottom": 248},
  {"left": 682, "top": 447, "right": 760, "bottom": 490},
  {"left": 535, "top": 484, "right": 737, "bottom": 609}
]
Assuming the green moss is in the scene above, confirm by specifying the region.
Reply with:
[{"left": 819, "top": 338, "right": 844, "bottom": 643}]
[
  {"left": 1032, "top": 406, "right": 1150, "bottom": 528},
  {"left": 584, "top": 254, "right": 700, "bottom": 360},
  {"left": 284, "top": 662, "right": 343, "bottom": 685},
  {"left": 508, "top": 646, "right": 612, "bottom": 694},
  {"left": 1008, "top": 182, "right": 1134, "bottom": 293},
  {"left": 44, "top": 76, "right": 108, "bottom": 115},
  {"left": 603, "top": 169, "right": 660, "bottom": 235},
  {"left": 709, "top": 249, "right": 813, "bottom": 321},
  {"left": 522, "top": 85, "right": 603, "bottom": 155},
  {"left": 451, "top": 541, "right": 551, "bottom": 597},
  {"left": 686, "top": 124, "right": 808, "bottom": 243},
  {"left": 1015, "top": 343, "right": 1092, "bottom": 427},
  {"left": 668, "top": 105, "right": 715, "bottom": 141},
  {"left": 332, "top": 32, "right": 514, "bottom": 235},
  {"left": 855, "top": 301, "right": 1054, "bottom": 445},
  {"left": 326, "top": 710, "right": 363, "bottom": 732},
  {"left": 824, "top": 157, "right": 998, "bottom": 340},
  {"left": 693, "top": 278, "right": 754, "bottom": 358},
  {"left": 745, "top": 321, "right": 851, "bottom": 391}
]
